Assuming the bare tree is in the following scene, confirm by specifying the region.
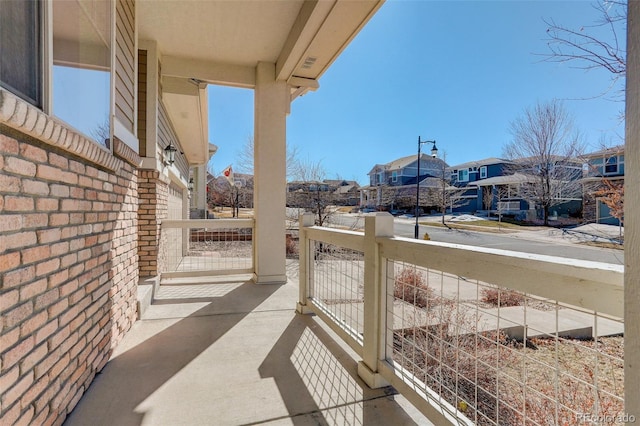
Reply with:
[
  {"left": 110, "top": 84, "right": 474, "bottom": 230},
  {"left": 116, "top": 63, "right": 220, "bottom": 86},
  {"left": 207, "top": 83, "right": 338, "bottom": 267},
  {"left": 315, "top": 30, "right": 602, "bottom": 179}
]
[
  {"left": 541, "top": 1, "right": 626, "bottom": 102},
  {"left": 237, "top": 136, "right": 300, "bottom": 179},
  {"left": 288, "top": 159, "right": 336, "bottom": 227},
  {"left": 503, "top": 100, "right": 585, "bottom": 225}
]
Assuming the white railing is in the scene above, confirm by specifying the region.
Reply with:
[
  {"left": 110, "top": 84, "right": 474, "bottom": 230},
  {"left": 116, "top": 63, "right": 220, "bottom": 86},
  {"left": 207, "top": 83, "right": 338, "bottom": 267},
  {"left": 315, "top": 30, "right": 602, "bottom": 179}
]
[
  {"left": 161, "top": 219, "right": 254, "bottom": 278},
  {"left": 297, "top": 212, "right": 624, "bottom": 425}
]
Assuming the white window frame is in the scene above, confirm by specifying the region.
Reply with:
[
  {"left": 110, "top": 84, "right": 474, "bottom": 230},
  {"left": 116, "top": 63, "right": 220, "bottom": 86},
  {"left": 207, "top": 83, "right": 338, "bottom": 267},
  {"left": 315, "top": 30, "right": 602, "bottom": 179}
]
[
  {"left": 480, "top": 166, "right": 487, "bottom": 179},
  {"left": 458, "top": 169, "right": 469, "bottom": 182}
]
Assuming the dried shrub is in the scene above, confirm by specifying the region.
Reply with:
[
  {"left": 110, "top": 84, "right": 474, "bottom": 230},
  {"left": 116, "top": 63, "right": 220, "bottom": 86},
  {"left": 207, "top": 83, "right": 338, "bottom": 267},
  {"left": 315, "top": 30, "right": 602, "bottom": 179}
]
[
  {"left": 394, "top": 267, "right": 434, "bottom": 309},
  {"left": 481, "top": 287, "right": 525, "bottom": 307},
  {"left": 285, "top": 234, "right": 298, "bottom": 258}
]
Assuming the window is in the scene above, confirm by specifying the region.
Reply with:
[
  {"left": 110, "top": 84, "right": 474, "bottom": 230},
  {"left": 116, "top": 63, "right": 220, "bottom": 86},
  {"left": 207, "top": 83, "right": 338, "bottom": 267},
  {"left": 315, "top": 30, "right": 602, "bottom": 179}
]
[
  {"left": 458, "top": 169, "right": 469, "bottom": 182},
  {"left": 0, "top": 1, "right": 42, "bottom": 106},
  {"left": 53, "top": 0, "right": 111, "bottom": 145},
  {"left": 480, "top": 166, "right": 487, "bottom": 179},
  {"left": 605, "top": 156, "right": 618, "bottom": 174},
  {"left": 391, "top": 171, "right": 397, "bottom": 182}
]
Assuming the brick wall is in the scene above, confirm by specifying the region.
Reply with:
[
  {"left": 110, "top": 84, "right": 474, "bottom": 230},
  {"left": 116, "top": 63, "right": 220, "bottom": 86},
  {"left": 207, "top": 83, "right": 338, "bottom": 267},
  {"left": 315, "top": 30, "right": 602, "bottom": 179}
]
[
  {"left": 137, "top": 170, "right": 168, "bottom": 277},
  {"left": 0, "top": 126, "right": 139, "bottom": 426}
]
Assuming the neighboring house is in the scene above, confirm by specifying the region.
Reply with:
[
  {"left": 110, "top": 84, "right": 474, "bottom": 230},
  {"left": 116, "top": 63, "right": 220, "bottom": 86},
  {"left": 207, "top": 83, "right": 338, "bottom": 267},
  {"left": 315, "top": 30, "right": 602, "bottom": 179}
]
[
  {"left": 325, "top": 180, "right": 361, "bottom": 206},
  {"left": 287, "top": 179, "right": 360, "bottom": 207},
  {"left": 361, "top": 154, "right": 449, "bottom": 211},
  {"left": 582, "top": 145, "right": 625, "bottom": 225},
  {"left": 448, "top": 157, "right": 515, "bottom": 213},
  {"left": 0, "top": 1, "right": 382, "bottom": 424}
]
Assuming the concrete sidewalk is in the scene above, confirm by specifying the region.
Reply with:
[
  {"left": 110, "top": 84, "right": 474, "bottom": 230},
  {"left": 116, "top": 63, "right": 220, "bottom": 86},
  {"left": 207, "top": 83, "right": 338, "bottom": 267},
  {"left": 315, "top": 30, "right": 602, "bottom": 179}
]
[{"left": 64, "top": 275, "right": 429, "bottom": 426}]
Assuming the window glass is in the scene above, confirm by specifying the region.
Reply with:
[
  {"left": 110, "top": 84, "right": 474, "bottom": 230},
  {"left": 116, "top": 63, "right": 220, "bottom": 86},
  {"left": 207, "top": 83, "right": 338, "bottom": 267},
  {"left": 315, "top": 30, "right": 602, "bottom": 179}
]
[
  {"left": 605, "top": 156, "right": 618, "bottom": 174},
  {"left": 53, "top": 0, "right": 111, "bottom": 146},
  {"left": 0, "top": 1, "right": 41, "bottom": 106},
  {"left": 480, "top": 166, "right": 487, "bottom": 179},
  {"left": 458, "top": 169, "right": 469, "bottom": 182}
]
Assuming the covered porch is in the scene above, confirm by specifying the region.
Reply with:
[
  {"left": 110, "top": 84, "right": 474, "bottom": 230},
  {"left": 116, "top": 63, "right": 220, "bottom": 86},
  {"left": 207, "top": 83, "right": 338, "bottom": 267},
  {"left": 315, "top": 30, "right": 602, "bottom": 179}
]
[{"left": 65, "top": 272, "right": 428, "bottom": 425}]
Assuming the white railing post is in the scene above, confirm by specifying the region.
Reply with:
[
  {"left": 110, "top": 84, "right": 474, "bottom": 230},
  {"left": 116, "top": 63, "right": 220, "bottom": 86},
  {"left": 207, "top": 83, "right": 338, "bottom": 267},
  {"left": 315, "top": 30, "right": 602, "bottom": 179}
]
[
  {"left": 358, "top": 212, "right": 394, "bottom": 388},
  {"left": 296, "top": 213, "right": 315, "bottom": 314}
]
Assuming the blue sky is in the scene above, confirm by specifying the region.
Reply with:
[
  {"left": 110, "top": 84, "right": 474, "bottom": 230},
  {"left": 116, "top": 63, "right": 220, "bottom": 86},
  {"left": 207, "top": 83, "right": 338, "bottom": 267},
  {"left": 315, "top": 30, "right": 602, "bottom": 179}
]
[{"left": 207, "top": 0, "right": 625, "bottom": 184}]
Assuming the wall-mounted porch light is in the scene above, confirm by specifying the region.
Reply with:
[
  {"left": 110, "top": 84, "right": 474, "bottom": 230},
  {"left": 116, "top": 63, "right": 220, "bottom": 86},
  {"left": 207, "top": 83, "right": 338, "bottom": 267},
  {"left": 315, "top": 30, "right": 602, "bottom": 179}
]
[
  {"left": 188, "top": 178, "right": 194, "bottom": 192},
  {"left": 164, "top": 142, "right": 178, "bottom": 166}
]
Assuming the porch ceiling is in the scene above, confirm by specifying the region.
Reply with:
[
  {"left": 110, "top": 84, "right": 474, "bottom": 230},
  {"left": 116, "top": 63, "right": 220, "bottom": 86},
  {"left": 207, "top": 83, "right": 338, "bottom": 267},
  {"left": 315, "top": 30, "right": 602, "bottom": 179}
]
[{"left": 138, "top": 0, "right": 384, "bottom": 164}]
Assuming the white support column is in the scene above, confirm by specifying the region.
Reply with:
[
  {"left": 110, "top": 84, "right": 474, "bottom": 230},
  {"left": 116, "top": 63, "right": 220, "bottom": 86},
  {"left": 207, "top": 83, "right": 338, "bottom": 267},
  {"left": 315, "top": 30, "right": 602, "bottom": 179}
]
[
  {"left": 625, "top": 0, "right": 640, "bottom": 415},
  {"left": 253, "top": 62, "right": 289, "bottom": 284},
  {"left": 296, "top": 213, "right": 315, "bottom": 314},
  {"left": 358, "top": 212, "right": 394, "bottom": 389}
]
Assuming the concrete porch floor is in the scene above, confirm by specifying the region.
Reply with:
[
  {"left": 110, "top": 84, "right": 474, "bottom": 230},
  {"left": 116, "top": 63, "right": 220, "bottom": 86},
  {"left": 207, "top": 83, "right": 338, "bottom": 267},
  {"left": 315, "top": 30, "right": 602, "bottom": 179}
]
[{"left": 64, "top": 270, "right": 431, "bottom": 425}]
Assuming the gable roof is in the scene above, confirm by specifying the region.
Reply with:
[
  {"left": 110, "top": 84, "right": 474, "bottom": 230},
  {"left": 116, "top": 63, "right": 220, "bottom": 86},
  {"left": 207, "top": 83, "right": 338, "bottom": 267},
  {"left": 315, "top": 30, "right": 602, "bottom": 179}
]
[
  {"left": 368, "top": 154, "right": 447, "bottom": 175},
  {"left": 582, "top": 145, "right": 625, "bottom": 159},
  {"left": 449, "top": 157, "right": 512, "bottom": 170}
]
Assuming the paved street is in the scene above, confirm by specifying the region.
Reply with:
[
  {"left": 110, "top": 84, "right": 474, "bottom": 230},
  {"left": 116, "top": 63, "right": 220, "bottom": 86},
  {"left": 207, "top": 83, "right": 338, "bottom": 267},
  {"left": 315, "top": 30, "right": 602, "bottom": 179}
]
[{"left": 328, "top": 213, "right": 624, "bottom": 265}]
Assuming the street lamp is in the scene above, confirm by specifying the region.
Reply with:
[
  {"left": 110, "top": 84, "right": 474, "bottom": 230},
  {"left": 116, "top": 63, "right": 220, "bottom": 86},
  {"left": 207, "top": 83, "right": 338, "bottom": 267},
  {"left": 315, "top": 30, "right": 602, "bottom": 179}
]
[{"left": 415, "top": 136, "right": 438, "bottom": 239}]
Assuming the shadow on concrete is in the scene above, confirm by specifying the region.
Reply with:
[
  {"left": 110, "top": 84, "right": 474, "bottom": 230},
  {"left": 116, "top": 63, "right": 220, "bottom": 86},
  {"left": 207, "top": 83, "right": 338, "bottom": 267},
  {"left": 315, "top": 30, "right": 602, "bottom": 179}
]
[
  {"left": 258, "top": 314, "right": 420, "bottom": 425},
  {"left": 64, "top": 280, "right": 281, "bottom": 426}
]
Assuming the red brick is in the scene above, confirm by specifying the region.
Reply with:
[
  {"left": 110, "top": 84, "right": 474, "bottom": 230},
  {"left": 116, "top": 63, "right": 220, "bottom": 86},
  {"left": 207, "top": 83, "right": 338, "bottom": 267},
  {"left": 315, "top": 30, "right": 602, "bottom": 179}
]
[
  {"left": 49, "top": 213, "right": 69, "bottom": 226},
  {"left": 36, "top": 198, "right": 59, "bottom": 211},
  {"left": 21, "top": 374, "right": 49, "bottom": 412},
  {"left": 0, "top": 326, "right": 20, "bottom": 350},
  {"left": 0, "top": 173, "right": 21, "bottom": 192},
  {"left": 4, "top": 196, "right": 35, "bottom": 211},
  {"left": 0, "top": 365, "right": 20, "bottom": 398},
  {"left": 36, "top": 258, "right": 60, "bottom": 277},
  {"left": 20, "top": 144, "right": 47, "bottom": 162},
  {"left": 4, "top": 302, "right": 33, "bottom": 329},
  {"left": 35, "top": 319, "right": 58, "bottom": 345},
  {"left": 0, "top": 214, "right": 22, "bottom": 232},
  {"left": 34, "top": 289, "right": 59, "bottom": 311},
  {"left": 48, "top": 152, "right": 68, "bottom": 169},
  {"left": 20, "top": 310, "right": 48, "bottom": 338},
  {"left": 2, "top": 336, "right": 34, "bottom": 370},
  {"left": 0, "top": 289, "right": 19, "bottom": 313},
  {"left": 37, "top": 228, "right": 62, "bottom": 244},
  {"left": 0, "top": 134, "right": 20, "bottom": 154},
  {"left": 0, "top": 231, "right": 37, "bottom": 252},
  {"left": 0, "top": 251, "right": 20, "bottom": 272},
  {"left": 0, "top": 401, "right": 21, "bottom": 426},
  {"left": 15, "top": 405, "right": 35, "bottom": 426},
  {"left": 18, "top": 276, "right": 45, "bottom": 299},
  {"left": 20, "top": 342, "right": 48, "bottom": 372},
  {"left": 48, "top": 269, "right": 69, "bottom": 287},
  {"left": 69, "top": 160, "right": 85, "bottom": 174},
  {"left": 21, "top": 179, "right": 49, "bottom": 196},
  {"left": 36, "top": 165, "right": 77, "bottom": 185},
  {"left": 5, "top": 157, "right": 36, "bottom": 176},
  {"left": 23, "top": 213, "right": 48, "bottom": 228},
  {"left": 21, "top": 245, "right": 51, "bottom": 265},
  {"left": 50, "top": 241, "right": 69, "bottom": 257},
  {"left": 1, "top": 370, "right": 33, "bottom": 406},
  {"left": 34, "top": 349, "right": 60, "bottom": 379},
  {"left": 49, "top": 184, "right": 69, "bottom": 197}
]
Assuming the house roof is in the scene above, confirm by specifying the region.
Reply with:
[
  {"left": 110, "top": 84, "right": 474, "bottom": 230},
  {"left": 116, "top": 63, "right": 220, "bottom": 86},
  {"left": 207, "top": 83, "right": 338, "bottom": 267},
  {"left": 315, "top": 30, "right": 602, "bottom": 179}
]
[
  {"left": 449, "top": 157, "right": 512, "bottom": 170},
  {"left": 469, "top": 173, "right": 536, "bottom": 186},
  {"left": 368, "top": 154, "right": 447, "bottom": 175},
  {"left": 582, "top": 145, "right": 625, "bottom": 158},
  {"left": 137, "top": 0, "right": 383, "bottom": 165}
]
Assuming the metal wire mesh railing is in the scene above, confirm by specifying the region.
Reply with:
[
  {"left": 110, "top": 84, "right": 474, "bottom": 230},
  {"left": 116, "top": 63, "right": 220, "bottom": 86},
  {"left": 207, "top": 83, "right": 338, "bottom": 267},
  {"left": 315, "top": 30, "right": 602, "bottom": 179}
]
[
  {"left": 161, "top": 219, "right": 253, "bottom": 277},
  {"left": 386, "top": 261, "right": 624, "bottom": 425},
  {"left": 309, "top": 241, "right": 365, "bottom": 345},
  {"left": 298, "top": 213, "right": 625, "bottom": 425}
]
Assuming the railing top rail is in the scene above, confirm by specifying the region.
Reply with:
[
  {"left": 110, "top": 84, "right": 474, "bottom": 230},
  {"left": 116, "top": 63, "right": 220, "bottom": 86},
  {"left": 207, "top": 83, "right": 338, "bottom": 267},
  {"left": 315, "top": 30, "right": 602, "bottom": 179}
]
[
  {"left": 305, "top": 226, "right": 365, "bottom": 253},
  {"left": 161, "top": 218, "right": 255, "bottom": 229},
  {"left": 379, "top": 236, "right": 624, "bottom": 318}
]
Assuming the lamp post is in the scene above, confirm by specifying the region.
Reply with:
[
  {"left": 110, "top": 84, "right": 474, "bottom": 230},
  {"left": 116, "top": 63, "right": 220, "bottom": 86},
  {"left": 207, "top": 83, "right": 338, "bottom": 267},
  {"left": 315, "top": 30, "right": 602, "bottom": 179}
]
[{"left": 415, "top": 136, "right": 438, "bottom": 239}]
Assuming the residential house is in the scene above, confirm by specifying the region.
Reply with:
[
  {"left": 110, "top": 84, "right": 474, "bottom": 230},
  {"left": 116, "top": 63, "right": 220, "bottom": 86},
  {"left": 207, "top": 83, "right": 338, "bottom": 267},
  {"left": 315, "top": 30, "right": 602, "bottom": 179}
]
[
  {"left": 361, "top": 153, "right": 448, "bottom": 211},
  {"left": 0, "top": 1, "right": 383, "bottom": 424},
  {"left": 324, "top": 179, "right": 360, "bottom": 206},
  {"left": 448, "top": 157, "right": 515, "bottom": 213},
  {"left": 582, "top": 145, "right": 625, "bottom": 225}
]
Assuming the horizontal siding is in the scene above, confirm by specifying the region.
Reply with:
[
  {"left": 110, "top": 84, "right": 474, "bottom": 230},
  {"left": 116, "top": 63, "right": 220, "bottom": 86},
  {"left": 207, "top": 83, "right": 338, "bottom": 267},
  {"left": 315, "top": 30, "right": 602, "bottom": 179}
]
[
  {"left": 137, "top": 50, "right": 147, "bottom": 156},
  {"left": 115, "top": 0, "right": 135, "bottom": 133},
  {"left": 158, "top": 101, "right": 189, "bottom": 180}
]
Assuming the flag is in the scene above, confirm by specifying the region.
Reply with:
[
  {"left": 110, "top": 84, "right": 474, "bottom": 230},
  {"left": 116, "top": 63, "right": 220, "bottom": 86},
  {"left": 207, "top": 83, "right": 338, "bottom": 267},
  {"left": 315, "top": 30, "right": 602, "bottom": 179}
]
[{"left": 222, "top": 165, "right": 235, "bottom": 186}]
